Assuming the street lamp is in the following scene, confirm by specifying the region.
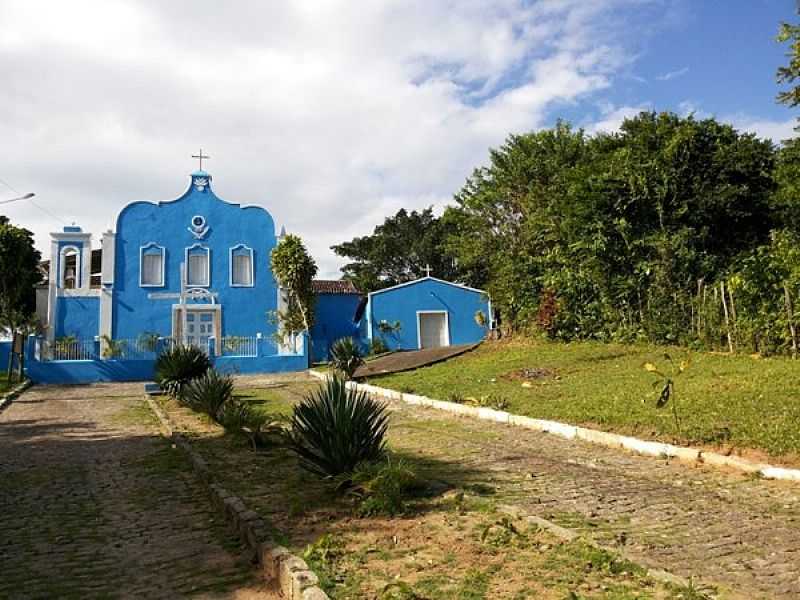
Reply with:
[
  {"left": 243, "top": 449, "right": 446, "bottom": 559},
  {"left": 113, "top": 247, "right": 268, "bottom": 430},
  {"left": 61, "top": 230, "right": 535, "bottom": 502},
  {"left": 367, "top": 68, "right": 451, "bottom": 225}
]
[{"left": 0, "top": 192, "right": 35, "bottom": 205}]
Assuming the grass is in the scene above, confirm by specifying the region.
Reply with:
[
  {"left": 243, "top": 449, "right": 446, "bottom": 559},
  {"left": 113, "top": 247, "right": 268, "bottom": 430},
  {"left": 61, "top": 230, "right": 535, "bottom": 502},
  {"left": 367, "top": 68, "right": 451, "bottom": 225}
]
[
  {"left": 160, "top": 379, "right": 716, "bottom": 600},
  {"left": 370, "top": 338, "right": 800, "bottom": 458}
]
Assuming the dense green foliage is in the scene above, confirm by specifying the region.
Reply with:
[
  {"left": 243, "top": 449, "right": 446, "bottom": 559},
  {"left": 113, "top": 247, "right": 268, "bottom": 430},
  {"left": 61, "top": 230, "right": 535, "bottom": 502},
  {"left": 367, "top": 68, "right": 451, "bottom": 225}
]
[
  {"left": 777, "top": 15, "right": 800, "bottom": 111},
  {"left": 344, "top": 457, "right": 420, "bottom": 516},
  {"left": 271, "top": 234, "right": 318, "bottom": 336},
  {"left": 436, "top": 111, "right": 800, "bottom": 351},
  {"left": 332, "top": 207, "right": 459, "bottom": 292},
  {"left": 154, "top": 345, "right": 211, "bottom": 398},
  {"left": 329, "top": 336, "right": 364, "bottom": 379},
  {"left": 288, "top": 376, "right": 389, "bottom": 476},
  {"left": 0, "top": 216, "right": 42, "bottom": 380},
  {"left": 183, "top": 369, "right": 234, "bottom": 421}
]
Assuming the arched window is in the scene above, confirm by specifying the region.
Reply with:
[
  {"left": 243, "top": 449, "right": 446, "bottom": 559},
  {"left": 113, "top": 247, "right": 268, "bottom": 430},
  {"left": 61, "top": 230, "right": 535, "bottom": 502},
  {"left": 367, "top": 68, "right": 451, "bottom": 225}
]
[
  {"left": 59, "top": 245, "right": 80, "bottom": 289},
  {"left": 186, "top": 244, "right": 210, "bottom": 287},
  {"left": 140, "top": 243, "right": 165, "bottom": 287},
  {"left": 230, "top": 244, "right": 254, "bottom": 287}
]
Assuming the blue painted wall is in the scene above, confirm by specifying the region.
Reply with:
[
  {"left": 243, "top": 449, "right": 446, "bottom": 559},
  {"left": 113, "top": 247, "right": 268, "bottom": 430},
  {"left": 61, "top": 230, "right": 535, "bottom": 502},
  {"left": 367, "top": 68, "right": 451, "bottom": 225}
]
[
  {"left": 112, "top": 172, "right": 277, "bottom": 340},
  {"left": 368, "top": 278, "right": 489, "bottom": 350},
  {"left": 55, "top": 297, "right": 100, "bottom": 339},
  {"left": 0, "top": 340, "right": 10, "bottom": 371},
  {"left": 311, "top": 294, "right": 363, "bottom": 362}
]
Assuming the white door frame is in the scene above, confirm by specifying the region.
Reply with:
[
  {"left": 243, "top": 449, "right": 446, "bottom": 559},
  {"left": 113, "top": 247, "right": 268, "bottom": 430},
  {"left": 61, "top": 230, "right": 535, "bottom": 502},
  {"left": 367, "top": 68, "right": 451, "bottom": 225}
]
[
  {"left": 416, "top": 310, "right": 450, "bottom": 349},
  {"left": 172, "top": 304, "right": 222, "bottom": 352}
]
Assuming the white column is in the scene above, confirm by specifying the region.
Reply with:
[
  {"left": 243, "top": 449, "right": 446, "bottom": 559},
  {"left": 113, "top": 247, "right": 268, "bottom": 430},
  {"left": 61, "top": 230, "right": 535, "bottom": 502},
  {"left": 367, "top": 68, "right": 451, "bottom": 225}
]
[
  {"left": 80, "top": 237, "right": 92, "bottom": 289},
  {"left": 101, "top": 230, "right": 115, "bottom": 285}
]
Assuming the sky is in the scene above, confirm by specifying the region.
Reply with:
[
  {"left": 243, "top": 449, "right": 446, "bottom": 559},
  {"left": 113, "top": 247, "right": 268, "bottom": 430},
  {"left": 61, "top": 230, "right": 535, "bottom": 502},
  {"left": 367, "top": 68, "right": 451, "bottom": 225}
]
[{"left": 0, "top": 0, "right": 798, "bottom": 278}]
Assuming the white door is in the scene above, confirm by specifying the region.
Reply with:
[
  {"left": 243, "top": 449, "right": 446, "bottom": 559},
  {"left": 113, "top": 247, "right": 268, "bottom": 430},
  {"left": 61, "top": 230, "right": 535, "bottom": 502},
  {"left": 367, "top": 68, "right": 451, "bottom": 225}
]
[
  {"left": 185, "top": 310, "right": 216, "bottom": 350},
  {"left": 418, "top": 312, "right": 449, "bottom": 349}
]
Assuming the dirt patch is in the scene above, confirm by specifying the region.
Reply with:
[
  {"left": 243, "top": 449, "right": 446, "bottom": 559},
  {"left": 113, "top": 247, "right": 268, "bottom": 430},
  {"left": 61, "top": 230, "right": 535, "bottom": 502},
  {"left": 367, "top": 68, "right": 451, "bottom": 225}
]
[{"left": 503, "top": 366, "right": 558, "bottom": 381}]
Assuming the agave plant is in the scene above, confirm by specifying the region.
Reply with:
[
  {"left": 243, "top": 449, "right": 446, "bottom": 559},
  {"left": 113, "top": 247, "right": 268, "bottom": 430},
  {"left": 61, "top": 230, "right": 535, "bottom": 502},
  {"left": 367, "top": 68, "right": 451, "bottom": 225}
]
[
  {"left": 154, "top": 345, "right": 211, "bottom": 399},
  {"left": 183, "top": 369, "right": 234, "bottom": 422},
  {"left": 288, "top": 375, "right": 389, "bottom": 477},
  {"left": 329, "top": 336, "right": 364, "bottom": 380}
]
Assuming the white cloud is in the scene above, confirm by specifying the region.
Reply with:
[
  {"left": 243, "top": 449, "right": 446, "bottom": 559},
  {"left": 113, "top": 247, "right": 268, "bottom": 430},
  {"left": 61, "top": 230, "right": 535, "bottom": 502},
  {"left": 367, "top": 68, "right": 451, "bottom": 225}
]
[
  {"left": 585, "top": 104, "right": 651, "bottom": 135},
  {"left": 727, "top": 115, "right": 797, "bottom": 144},
  {"left": 655, "top": 66, "right": 689, "bottom": 81},
  {"left": 0, "top": 0, "right": 676, "bottom": 277}
]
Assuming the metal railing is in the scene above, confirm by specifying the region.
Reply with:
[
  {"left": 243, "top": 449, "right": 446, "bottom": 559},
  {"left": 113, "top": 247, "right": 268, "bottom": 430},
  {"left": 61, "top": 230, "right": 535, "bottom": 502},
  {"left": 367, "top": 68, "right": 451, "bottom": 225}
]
[
  {"left": 219, "top": 336, "right": 259, "bottom": 357},
  {"left": 100, "top": 336, "right": 160, "bottom": 360},
  {"left": 46, "top": 338, "right": 98, "bottom": 361}
]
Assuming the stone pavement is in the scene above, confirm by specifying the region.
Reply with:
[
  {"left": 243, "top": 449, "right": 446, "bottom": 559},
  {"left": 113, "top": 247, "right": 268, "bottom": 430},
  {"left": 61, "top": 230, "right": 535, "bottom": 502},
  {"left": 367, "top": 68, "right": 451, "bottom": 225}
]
[
  {"left": 0, "top": 383, "right": 273, "bottom": 599},
  {"left": 386, "top": 397, "right": 800, "bottom": 599}
]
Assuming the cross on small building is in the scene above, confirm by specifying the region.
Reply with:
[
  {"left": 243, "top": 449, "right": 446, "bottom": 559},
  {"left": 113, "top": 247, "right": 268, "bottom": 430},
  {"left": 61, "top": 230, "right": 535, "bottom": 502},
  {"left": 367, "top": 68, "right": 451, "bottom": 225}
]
[
  {"left": 423, "top": 264, "right": 433, "bottom": 277},
  {"left": 192, "top": 149, "right": 210, "bottom": 171}
]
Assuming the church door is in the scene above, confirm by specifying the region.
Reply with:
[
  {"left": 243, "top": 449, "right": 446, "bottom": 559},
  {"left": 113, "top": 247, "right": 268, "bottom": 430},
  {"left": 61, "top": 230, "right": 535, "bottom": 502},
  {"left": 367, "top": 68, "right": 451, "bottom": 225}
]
[{"left": 185, "top": 310, "right": 216, "bottom": 350}]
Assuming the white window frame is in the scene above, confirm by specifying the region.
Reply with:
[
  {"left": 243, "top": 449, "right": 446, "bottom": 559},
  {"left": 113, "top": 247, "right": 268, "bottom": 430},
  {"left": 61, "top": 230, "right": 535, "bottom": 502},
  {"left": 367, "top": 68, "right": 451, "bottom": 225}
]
[
  {"left": 229, "top": 244, "right": 254, "bottom": 287},
  {"left": 139, "top": 243, "right": 165, "bottom": 287},
  {"left": 59, "top": 245, "right": 81, "bottom": 289},
  {"left": 416, "top": 310, "right": 450, "bottom": 350},
  {"left": 185, "top": 243, "right": 210, "bottom": 288}
]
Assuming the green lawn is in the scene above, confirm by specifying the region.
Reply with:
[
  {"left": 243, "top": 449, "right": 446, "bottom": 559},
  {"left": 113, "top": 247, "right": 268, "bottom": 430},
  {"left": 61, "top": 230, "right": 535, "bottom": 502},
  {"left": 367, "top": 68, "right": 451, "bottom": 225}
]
[{"left": 369, "top": 339, "right": 800, "bottom": 459}]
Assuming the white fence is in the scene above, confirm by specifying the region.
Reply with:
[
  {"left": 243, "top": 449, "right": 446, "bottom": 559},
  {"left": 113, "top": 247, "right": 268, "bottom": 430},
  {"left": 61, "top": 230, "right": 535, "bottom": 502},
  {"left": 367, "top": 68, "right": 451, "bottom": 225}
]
[
  {"left": 219, "top": 336, "right": 259, "bottom": 357},
  {"left": 45, "top": 338, "right": 98, "bottom": 361},
  {"left": 102, "top": 337, "right": 160, "bottom": 360}
]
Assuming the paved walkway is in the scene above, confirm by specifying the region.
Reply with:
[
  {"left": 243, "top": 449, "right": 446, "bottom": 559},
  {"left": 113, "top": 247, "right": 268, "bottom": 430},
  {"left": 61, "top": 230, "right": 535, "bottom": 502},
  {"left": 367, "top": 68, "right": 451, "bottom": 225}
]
[
  {"left": 0, "top": 384, "right": 272, "bottom": 599},
  {"left": 353, "top": 343, "right": 480, "bottom": 378},
  {"left": 386, "top": 397, "right": 800, "bottom": 599}
]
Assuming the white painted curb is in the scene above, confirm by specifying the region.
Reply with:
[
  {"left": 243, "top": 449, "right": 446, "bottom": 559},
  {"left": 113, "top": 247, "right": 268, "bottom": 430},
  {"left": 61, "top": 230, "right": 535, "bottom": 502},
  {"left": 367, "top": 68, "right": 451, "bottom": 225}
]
[{"left": 308, "top": 369, "right": 800, "bottom": 482}]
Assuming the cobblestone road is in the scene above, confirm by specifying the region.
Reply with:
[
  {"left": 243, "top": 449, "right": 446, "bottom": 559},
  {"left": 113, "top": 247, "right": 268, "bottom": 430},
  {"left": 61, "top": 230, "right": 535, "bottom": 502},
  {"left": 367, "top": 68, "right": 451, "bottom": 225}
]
[
  {"left": 0, "top": 384, "right": 272, "bottom": 599},
  {"left": 386, "top": 396, "right": 800, "bottom": 599}
]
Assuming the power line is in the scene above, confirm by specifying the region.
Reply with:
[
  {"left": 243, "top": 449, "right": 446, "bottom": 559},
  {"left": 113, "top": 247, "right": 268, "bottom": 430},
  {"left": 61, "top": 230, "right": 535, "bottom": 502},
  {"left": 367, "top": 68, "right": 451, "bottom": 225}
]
[{"left": 0, "top": 176, "right": 68, "bottom": 225}]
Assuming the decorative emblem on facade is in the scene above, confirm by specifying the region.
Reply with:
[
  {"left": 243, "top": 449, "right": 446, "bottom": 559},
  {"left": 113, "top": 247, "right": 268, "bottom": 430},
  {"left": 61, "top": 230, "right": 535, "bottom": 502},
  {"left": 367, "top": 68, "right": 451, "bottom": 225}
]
[
  {"left": 188, "top": 215, "right": 209, "bottom": 239},
  {"left": 193, "top": 177, "right": 209, "bottom": 191}
]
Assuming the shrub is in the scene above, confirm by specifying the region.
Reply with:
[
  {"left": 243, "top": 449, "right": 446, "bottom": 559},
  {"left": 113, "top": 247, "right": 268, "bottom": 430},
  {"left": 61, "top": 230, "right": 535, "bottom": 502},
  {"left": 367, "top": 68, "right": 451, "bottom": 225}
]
[
  {"left": 154, "top": 345, "right": 211, "bottom": 399},
  {"left": 217, "top": 397, "right": 287, "bottom": 449},
  {"left": 329, "top": 337, "right": 364, "bottom": 380},
  {"left": 183, "top": 369, "right": 234, "bottom": 422},
  {"left": 468, "top": 393, "right": 510, "bottom": 411},
  {"left": 369, "top": 337, "right": 389, "bottom": 355},
  {"left": 346, "top": 456, "right": 420, "bottom": 516},
  {"left": 288, "top": 376, "right": 389, "bottom": 477}
]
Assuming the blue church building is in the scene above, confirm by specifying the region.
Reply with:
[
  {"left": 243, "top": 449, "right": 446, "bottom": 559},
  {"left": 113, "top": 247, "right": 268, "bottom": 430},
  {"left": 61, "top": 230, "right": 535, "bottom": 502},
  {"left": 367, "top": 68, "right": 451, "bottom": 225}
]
[
  {"left": 32, "top": 168, "right": 308, "bottom": 382},
  {"left": 28, "top": 165, "right": 492, "bottom": 383}
]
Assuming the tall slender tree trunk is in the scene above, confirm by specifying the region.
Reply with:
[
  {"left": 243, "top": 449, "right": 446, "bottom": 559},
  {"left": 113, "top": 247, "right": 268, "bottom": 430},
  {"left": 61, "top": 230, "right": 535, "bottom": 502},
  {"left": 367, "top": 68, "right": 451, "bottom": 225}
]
[{"left": 720, "top": 281, "right": 734, "bottom": 354}]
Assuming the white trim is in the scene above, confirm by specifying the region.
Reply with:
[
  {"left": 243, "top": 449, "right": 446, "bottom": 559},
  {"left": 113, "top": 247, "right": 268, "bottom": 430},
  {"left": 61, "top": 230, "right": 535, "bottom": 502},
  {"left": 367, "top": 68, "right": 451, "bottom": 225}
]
[
  {"left": 171, "top": 303, "right": 222, "bottom": 312},
  {"left": 367, "top": 276, "right": 486, "bottom": 298},
  {"left": 229, "top": 244, "right": 255, "bottom": 287},
  {"left": 416, "top": 310, "right": 450, "bottom": 350},
  {"left": 185, "top": 243, "right": 210, "bottom": 287},
  {"left": 139, "top": 242, "right": 166, "bottom": 287},
  {"left": 58, "top": 288, "right": 102, "bottom": 298},
  {"left": 58, "top": 245, "right": 81, "bottom": 290},
  {"left": 101, "top": 230, "right": 116, "bottom": 286}
]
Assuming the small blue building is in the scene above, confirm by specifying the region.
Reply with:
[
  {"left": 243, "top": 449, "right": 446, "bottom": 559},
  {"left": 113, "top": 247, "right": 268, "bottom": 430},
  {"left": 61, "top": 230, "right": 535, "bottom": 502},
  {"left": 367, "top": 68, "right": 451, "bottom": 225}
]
[
  {"left": 366, "top": 277, "right": 491, "bottom": 351},
  {"left": 309, "top": 280, "right": 364, "bottom": 363}
]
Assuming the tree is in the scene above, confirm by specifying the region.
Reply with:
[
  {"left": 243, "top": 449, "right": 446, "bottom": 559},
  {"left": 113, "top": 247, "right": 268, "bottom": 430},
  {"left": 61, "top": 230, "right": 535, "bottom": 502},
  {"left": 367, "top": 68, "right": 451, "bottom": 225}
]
[
  {"left": 270, "top": 234, "right": 317, "bottom": 358},
  {"left": 331, "top": 207, "right": 460, "bottom": 292},
  {"left": 445, "top": 112, "right": 777, "bottom": 340},
  {"left": 0, "top": 216, "right": 42, "bottom": 380},
  {"left": 777, "top": 14, "right": 800, "bottom": 110}
]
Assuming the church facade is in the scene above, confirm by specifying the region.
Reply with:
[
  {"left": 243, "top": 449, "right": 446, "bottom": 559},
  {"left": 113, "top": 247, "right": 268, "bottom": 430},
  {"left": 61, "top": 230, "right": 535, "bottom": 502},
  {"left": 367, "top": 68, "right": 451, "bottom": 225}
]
[{"left": 32, "top": 168, "right": 307, "bottom": 382}]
